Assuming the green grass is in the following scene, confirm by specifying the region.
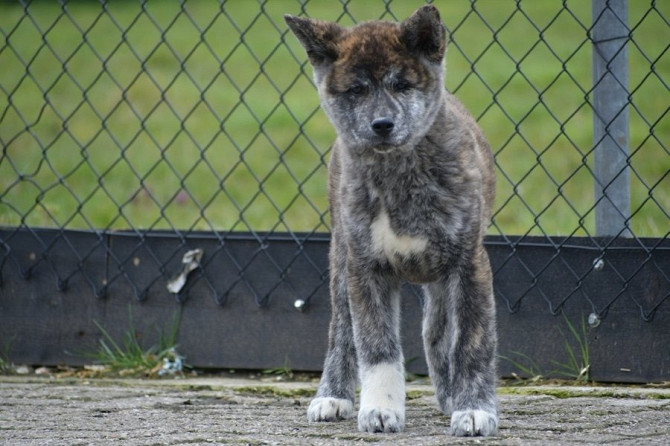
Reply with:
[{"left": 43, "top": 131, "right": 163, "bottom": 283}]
[
  {"left": 86, "top": 309, "right": 184, "bottom": 377},
  {"left": 0, "top": 1, "right": 667, "bottom": 236},
  {"left": 0, "top": 337, "right": 14, "bottom": 373},
  {"left": 261, "top": 356, "right": 295, "bottom": 380},
  {"left": 550, "top": 314, "right": 590, "bottom": 383},
  {"left": 501, "top": 312, "right": 591, "bottom": 383}
]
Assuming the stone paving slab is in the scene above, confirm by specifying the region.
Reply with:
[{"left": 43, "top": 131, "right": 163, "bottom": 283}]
[{"left": 1, "top": 376, "right": 669, "bottom": 445}]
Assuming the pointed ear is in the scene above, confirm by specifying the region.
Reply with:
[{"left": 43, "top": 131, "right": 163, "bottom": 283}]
[
  {"left": 284, "top": 15, "right": 343, "bottom": 66},
  {"left": 400, "top": 5, "right": 446, "bottom": 63}
]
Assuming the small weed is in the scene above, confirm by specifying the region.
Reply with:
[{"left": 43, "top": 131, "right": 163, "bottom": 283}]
[
  {"left": 0, "top": 337, "right": 15, "bottom": 373},
  {"left": 86, "top": 307, "right": 185, "bottom": 377},
  {"left": 499, "top": 350, "right": 545, "bottom": 382},
  {"left": 549, "top": 313, "right": 590, "bottom": 383},
  {"left": 262, "top": 356, "right": 294, "bottom": 380},
  {"left": 501, "top": 312, "right": 591, "bottom": 384}
]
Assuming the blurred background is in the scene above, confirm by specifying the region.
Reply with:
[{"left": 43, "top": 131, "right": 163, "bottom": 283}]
[{"left": 1, "top": 0, "right": 667, "bottom": 239}]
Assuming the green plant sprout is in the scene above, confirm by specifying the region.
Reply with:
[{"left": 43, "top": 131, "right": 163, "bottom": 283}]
[
  {"left": 0, "top": 337, "right": 15, "bottom": 373},
  {"left": 88, "top": 308, "right": 184, "bottom": 377},
  {"left": 501, "top": 312, "right": 591, "bottom": 384},
  {"left": 549, "top": 313, "right": 590, "bottom": 383},
  {"left": 262, "top": 356, "right": 294, "bottom": 380}
]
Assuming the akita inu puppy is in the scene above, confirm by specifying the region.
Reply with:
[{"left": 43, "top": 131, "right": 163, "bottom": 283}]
[{"left": 285, "top": 5, "right": 498, "bottom": 437}]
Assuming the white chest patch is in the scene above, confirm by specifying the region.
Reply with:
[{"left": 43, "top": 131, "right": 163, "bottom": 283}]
[{"left": 370, "top": 209, "right": 428, "bottom": 259}]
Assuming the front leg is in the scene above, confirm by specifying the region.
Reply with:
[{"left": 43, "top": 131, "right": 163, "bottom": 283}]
[
  {"left": 422, "top": 247, "right": 498, "bottom": 437},
  {"left": 308, "top": 233, "right": 357, "bottom": 422},
  {"left": 348, "top": 264, "right": 405, "bottom": 433}
]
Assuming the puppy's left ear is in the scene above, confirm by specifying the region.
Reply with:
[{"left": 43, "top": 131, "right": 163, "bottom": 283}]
[{"left": 400, "top": 5, "right": 446, "bottom": 63}]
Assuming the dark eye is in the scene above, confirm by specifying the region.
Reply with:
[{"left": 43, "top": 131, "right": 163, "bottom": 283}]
[
  {"left": 347, "top": 83, "right": 367, "bottom": 95},
  {"left": 391, "top": 79, "right": 412, "bottom": 93}
]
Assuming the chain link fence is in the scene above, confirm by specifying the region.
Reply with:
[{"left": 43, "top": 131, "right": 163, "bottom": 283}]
[{"left": 0, "top": 1, "right": 668, "bottom": 326}]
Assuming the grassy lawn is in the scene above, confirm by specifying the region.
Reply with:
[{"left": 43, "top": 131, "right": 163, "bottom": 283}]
[{"left": 0, "top": 1, "right": 667, "bottom": 237}]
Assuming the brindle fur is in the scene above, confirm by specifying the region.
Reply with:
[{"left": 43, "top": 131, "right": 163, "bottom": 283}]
[{"left": 285, "top": 5, "right": 498, "bottom": 437}]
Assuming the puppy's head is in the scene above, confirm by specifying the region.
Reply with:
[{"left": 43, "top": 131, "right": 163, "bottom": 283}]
[{"left": 285, "top": 6, "right": 447, "bottom": 155}]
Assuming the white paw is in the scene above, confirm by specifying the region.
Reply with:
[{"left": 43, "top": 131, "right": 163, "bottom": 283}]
[
  {"left": 450, "top": 409, "right": 497, "bottom": 437},
  {"left": 358, "top": 406, "right": 404, "bottom": 433},
  {"left": 357, "top": 363, "right": 406, "bottom": 433},
  {"left": 307, "top": 397, "right": 354, "bottom": 422}
]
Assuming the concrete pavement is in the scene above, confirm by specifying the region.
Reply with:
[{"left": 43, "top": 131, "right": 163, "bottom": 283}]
[{"left": 1, "top": 376, "right": 668, "bottom": 445}]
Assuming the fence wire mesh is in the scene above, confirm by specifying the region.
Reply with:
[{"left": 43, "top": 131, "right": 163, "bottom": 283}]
[{"left": 0, "top": 1, "right": 668, "bottom": 322}]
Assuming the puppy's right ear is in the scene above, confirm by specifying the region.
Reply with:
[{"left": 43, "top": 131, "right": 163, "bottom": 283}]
[{"left": 284, "top": 15, "right": 342, "bottom": 66}]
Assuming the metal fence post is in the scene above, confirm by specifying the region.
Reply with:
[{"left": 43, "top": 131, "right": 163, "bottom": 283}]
[{"left": 591, "top": 0, "right": 631, "bottom": 237}]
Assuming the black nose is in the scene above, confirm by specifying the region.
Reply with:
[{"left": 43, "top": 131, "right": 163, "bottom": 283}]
[{"left": 371, "top": 117, "right": 394, "bottom": 136}]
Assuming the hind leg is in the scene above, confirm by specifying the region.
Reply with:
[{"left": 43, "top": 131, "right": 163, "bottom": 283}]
[
  {"left": 308, "top": 234, "right": 357, "bottom": 422},
  {"left": 422, "top": 247, "right": 498, "bottom": 436}
]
